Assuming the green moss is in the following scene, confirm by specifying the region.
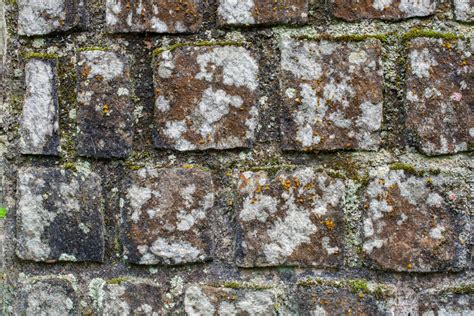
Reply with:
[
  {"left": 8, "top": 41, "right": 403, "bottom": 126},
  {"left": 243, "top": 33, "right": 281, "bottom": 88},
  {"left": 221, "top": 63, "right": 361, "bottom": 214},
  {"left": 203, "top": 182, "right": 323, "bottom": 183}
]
[
  {"left": 23, "top": 52, "right": 60, "bottom": 60},
  {"left": 297, "top": 278, "right": 393, "bottom": 299},
  {"left": 0, "top": 207, "right": 6, "bottom": 219},
  {"left": 106, "top": 277, "right": 129, "bottom": 285},
  {"left": 389, "top": 162, "right": 440, "bottom": 177},
  {"left": 402, "top": 28, "right": 460, "bottom": 42},
  {"left": 346, "top": 279, "right": 369, "bottom": 294},
  {"left": 441, "top": 284, "right": 474, "bottom": 295},
  {"left": 63, "top": 162, "right": 76, "bottom": 171},
  {"left": 153, "top": 41, "right": 244, "bottom": 56},
  {"left": 297, "top": 33, "right": 389, "bottom": 43},
  {"left": 77, "top": 46, "right": 110, "bottom": 53},
  {"left": 221, "top": 281, "right": 273, "bottom": 290}
]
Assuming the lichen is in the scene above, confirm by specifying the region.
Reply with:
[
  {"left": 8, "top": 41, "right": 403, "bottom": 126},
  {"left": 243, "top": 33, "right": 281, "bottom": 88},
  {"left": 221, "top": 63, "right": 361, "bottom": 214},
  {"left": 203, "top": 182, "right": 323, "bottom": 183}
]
[
  {"left": 152, "top": 41, "right": 244, "bottom": 56},
  {"left": 220, "top": 281, "right": 273, "bottom": 290},
  {"left": 22, "top": 52, "right": 60, "bottom": 60}
]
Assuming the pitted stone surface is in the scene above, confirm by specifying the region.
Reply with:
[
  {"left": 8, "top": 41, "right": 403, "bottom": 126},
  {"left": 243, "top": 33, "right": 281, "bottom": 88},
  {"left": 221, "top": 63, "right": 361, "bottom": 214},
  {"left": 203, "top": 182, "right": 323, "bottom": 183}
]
[
  {"left": 405, "top": 38, "right": 473, "bottom": 156},
  {"left": 19, "top": 58, "right": 60, "bottom": 156},
  {"left": 295, "top": 283, "right": 390, "bottom": 315},
  {"left": 362, "top": 167, "right": 470, "bottom": 272},
  {"left": 97, "top": 280, "right": 162, "bottom": 315},
  {"left": 235, "top": 168, "right": 345, "bottom": 267},
  {"left": 217, "top": 0, "right": 309, "bottom": 26},
  {"left": 152, "top": 44, "right": 259, "bottom": 151},
  {"left": 419, "top": 293, "right": 474, "bottom": 315},
  {"left": 106, "top": 0, "right": 202, "bottom": 33},
  {"left": 328, "top": 0, "right": 437, "bottom": 21},
  {"left": 16, "top": 167, "right": 105, "bottom": 262},
  {"left": 454, "top": 0, "right": 474, "bottom": 22},
  {"left": 280, "top": 38, "right": 383, "bottom": 152},
  {"left": 15, "top": 278, "right": 78, "bottom": 315},
  {"left": 76, "top": 50, "right": 134, "bottom": 158},
  {"left": 185, "top": 285, "right": 276, "bottom": 315},
  {"left": 18, "top": 0, "right": 84, "bottom": 36},
  {"left": 122, "top": 167, "right": 215, "bottom": 265}
]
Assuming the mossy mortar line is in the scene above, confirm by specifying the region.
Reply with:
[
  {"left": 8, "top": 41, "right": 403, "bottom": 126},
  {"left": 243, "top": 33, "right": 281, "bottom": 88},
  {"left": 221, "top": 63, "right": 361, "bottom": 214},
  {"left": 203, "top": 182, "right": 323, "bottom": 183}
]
[
  {"left": 77, "top": 46, "right": 111, "bottom": 53},
  {"left": 440, "top": 283, "right": 474, "bottom": 295},
  {"left": 152, "top": 41, "right": 244, "bottom": 56},
  {"left": 295, "top": 33, "right": 391, "bottom": 43},
  {"left": 23, "top": 52, "right": 60, "bottom": 60},
  {"left": 401, "top": 28, "right": 461, "bottom": 42},
  {"left": 389, "top": 162, "right": 440, "bottom": 177},
  {"left": 105, "top": 277, "right": 129, "bottom": 285},
  {"left": 218, "top": 281, "right": 273, "bottom": 290}
]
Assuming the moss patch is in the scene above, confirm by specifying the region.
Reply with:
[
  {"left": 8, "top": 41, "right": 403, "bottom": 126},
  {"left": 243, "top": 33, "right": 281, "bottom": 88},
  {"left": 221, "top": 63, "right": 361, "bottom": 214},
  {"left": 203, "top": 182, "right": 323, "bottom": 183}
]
[
  {"left": 23, "top": 52, "right": 60, "bottom": 60},
  {"left": 296, "top": 33, "right": 390, "bottom": 43},
  {"left": 402, "top": 28, "right": 460, "bottom": 43},
  {"left": 441, "top": 284, "right": 474, "bottom": 295},
  {"left": 219, "top": 281, "right": 273, "bottom": 290},
  {"left": 389, "top": 162, "right": 440, "bottom": 177},
  {"left": 106, "top": 277, "right": 129, "bottom": 285},
  {"left": 0, "top": 207, "right": 6, "bottom": 219},
  {"left": 153, "top": 41, "right": 244, "bottom": 56}
]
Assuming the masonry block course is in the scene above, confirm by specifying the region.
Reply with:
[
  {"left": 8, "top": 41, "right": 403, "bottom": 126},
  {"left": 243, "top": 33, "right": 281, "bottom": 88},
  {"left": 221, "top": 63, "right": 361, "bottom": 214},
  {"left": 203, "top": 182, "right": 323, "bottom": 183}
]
[
  {"left": 217, "top": 0, "right": 309, "bottom": 26},
  {"left": 152, "top": 44, "right": 259, "bottom": 151},
  {"left": 280, "top": 38, "right": 384, "bottom": 152},
  {"left": 76, "top": 50, "right": 134, "bottom": 158},
  {"left": 105, "top": 0, "right": 203, "bottom": 33},
  {"left": 235, "top": 168, "right": 345, "bottom": 267},
  {"left": 19, "top": 58, "right": 60, "bottom": 156},
  {"left": 405, "top": 38, "right": 473, "bottom": 156},
  {"left": 16, "top": 167, "right": 105, "bottom": 262},
  {"left": 121, "top": 167, "right": 215, "bottom": 265},
  {"left": 454, "top": 0, "right": 474, "bottom": 22}
]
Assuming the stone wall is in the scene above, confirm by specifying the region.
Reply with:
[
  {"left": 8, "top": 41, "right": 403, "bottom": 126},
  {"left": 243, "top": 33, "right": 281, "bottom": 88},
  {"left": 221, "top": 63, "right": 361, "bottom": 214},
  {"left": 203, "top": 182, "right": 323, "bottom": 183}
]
[{"left": 0, "top": 0, "right": 473, "bottom": 315}]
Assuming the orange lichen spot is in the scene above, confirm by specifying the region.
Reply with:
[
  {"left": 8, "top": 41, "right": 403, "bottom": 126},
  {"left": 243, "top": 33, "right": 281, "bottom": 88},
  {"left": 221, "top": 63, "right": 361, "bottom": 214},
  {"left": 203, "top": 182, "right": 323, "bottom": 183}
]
[
  {"left": 407, "top": 263, "right": 413, "bottom": 270},
  {"left": 81, "top": 66, "right": 91, "bottom": 79},
  {"left": 103, "top": 104, "right": 109, "bottom": 114},
  {"left": 293, "top": 177, "right": 301, "bottom": 188},
  {"left": 255, "top": 185, "right": 262, "bottom": 193},
  {"left": 182, "top": 164, "right": 194, "bottom": 169},
  {"left": 239, "top": 174, "right": 250, "bottom": 190},
  {"left": 323, "top": 218, "right": 335, "bottom": 230},
  {"left": 281, "top": 179, "right": 292, "bottom": 191}
]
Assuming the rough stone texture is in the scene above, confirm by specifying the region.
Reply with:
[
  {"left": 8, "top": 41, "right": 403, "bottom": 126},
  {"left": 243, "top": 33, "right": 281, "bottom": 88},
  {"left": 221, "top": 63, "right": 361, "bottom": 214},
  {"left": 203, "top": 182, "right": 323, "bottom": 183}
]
[
  {"left": 236, "top": 168, "right": 345, "bottom": 267},
  {"left": 295, "top": 283, "right": 390, "bottom": 315},
  {"left": 418, "top": 293, "right": 474, "bottom": 315},
  {"left": 185, "top": 285, "right": 276, "bottom": 315},
  {"left": 14, "top": 278, "right": 78, "bottom": 315},
  {"left": 105, "top": 0, "right": 203, "bottom": 33},
  {"left": 152, "top": 44, "right": 259, "bottom": 151},
  {"left": 454, "top": 0, "right": 474, "bottom": 22},
  {"left": 76, "top": 50, "right": 134, "bottom": 158},
  {"left": 97, "top": 279, "right": 162, "bottom": 315},
  {"left": 16, "top": 167, "right": 105, "bottom": 262},
  {"left": 17, "top": 0, "right": 84, "bottom": 36},
  {"left": 217, "top": 0, "right": 309, "bottom": 26},
  {"left": 362, "top": 167, "right": 470, "bottom": 272},
  {"left": 122, "top": 167, "right": 215, "bottom": 265},
  {"left": 19, "top": 58, "right": 60, "bottom": 156},
  {"left": 328, "top": 0, "right": 438, "bottom": 21},
  {"left": 405, "top": 38, "right": 473, "bottom": 156},
  {"left": 280, "top": 38, "right": 384, "bottom": 152}
]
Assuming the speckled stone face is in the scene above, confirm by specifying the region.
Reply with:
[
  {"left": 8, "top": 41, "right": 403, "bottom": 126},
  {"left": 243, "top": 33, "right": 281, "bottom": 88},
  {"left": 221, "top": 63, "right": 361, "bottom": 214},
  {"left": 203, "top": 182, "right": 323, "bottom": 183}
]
[
  {"left": 217, "top": 0, "right": 309, "bottom": 26},
  {"left": 105, "top": 0, "right": 203, "bottom": 33},
  {"left": 152, "top": 45, "right": 259, "bottom": 151},
  {"left": 405, "top": 38, "right": 473, "bottom": 156},
  {"left": 17, "top": 0, "right": 85, "bottom": 36},
  {"left": 362, "top": 168, "right": 470, "bottom": 272},
  {"left": 235, "top": 168, "right": 345, "bottom": 267},
  {"left": 19, "top": 58, "right": 60, "bottom": 156},
  {"left": 15, "top": 278, "right": 78, "bottom": 315},
  {"left": 76, "top": 50, "right": 134, "bottom": 158},
  {"left": 121, "top": 167, "right": 215, "bottom": 265},
  {"left": 185, "top": 285, "right": 276, "bottom": 315},
  {"left": 15, "top": 167, "right": 105, "bottom": 263},
  {"left": 280, "top": 38, "right": 384, "bottom": 152},
  {"left": 454, "top": 0, "right": 474, "bottom": 22},
  {"left": 418, "top": 293, "right": 474, "bottom": 315},
  {"left": 328, "top": 0, "right": 437, "bottom": 21}
]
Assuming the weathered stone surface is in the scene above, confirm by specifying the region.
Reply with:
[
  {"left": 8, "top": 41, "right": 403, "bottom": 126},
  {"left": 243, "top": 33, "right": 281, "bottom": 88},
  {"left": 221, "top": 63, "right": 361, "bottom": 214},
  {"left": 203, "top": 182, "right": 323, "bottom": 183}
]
[
  {"left": 122, "top": 167, "right": 215, "bottom": 265},
  {"left": 152, "top": 44, "right": 259, "bottom": 151},
  {"left": 185, "top": 285, "right": 276, "bottom": 315},
  {"left": 19, "top": 58, "right": 60, "bottom": 156},
  {"left": 295, "top": 283, "right": 390, "bottom": 315},
  {"left": 235, "top": 168, "right": 345, "bottom": 267},
  {"left": 362, "top": 167, "right": 470, "bottom": 272},
  {"left": 405, "top": 38, "right": 473, "bottom": 155},
  {"left": 280, "top": 38, "right": 383, "bottom": 152},
  {"left": 217, "top": 0, "right": 308, "bottom": 26},
  {"left": 454, "top": 0, "right": 474, "bottom": 22},
  {"left": 76, "top": 50, "right": 134, "bottom": 158},
  {"left": 16, "top": 167, "right": 104, "bottom": 262},
  {"left": 96, "top": 279, "right": 162, "bottom": 315},
  {"left": 106, "top": 0, "right": 203, "bottom": 33},
  {"left": 18, "top": 0, "right": 84, "bottom": 36},
  {"left": 419, "top": 293, "right": 474, "bottom": 315},
  {"left": 328, "top": 0, "right": 437, "bottom": 21},
  {"left": 15, "top": 278, "right": 78, "bottom": 315}
]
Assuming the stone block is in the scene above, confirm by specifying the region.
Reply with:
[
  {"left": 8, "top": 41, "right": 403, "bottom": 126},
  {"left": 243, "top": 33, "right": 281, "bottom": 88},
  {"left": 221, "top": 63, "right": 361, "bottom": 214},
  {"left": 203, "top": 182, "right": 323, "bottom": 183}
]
[
  {"left": 454, "top": 0, "right": 474, "bottom": 22},
  {"left": 405, "top": 38, "right": 473, "bottom": 155},
  {"left": 280, "top": 38, "right": 384, "bottom": 152},
  {"left": 328, "top": 0, "right": 437, "bottom": 21},
  {"left": 121, "top": 167, "right": 215, "bottom": 265},
  {"left": 235, "top": 168, "right": 345, "bottom": 267},
  {"left": 105, "top": 0, "right": 203, "bottom": 33},
  {"left": 152, "top": 44, "right": 259, "bottom": 151},
  {"left": 419, "top": 292, "right": 474, "bottom": 315},
  {"left": 16, "top": 167, "right": 105, "bottom": 262},
  {"left": 217, "top": 0, "right": 308, "bottom": 26},
  {"left": 19, "top": 58, "right": 60, "bottom": 156},
  {"left": 76, "top": 50, "right": 134, "bottom": 158},
  {"left": 362, "top": 167, "right": 470, "bottom": 272}
]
